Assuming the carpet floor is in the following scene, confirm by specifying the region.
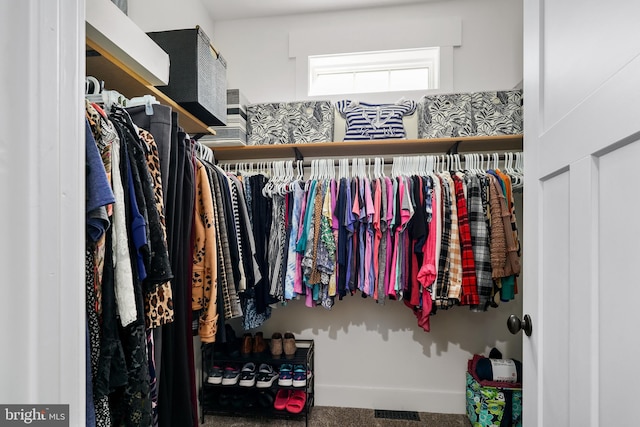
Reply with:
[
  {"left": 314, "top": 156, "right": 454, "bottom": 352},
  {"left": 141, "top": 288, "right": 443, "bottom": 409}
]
[{"left": 201, "top": 406, "right": 471, "bottom": 426}]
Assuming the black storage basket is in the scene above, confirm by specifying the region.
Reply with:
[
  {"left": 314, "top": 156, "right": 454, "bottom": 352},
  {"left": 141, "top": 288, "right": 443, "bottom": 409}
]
[{"left": 147, "top": 27, "right": 227, "bottom": 126}]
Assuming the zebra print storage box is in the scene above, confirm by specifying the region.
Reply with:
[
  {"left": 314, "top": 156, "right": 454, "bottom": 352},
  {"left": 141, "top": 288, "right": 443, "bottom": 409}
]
[
  {"left": 471, "top": 89, "right": 523, "bottom": 136},
  {"left": 246, "top": 101, "right": 334, "bottom": 145},
  {"left": 417, "top": 93, "right": 475, "bottom": 139},
  {"left": 418, "top": 90, "right": 523, "bottom": 139}
]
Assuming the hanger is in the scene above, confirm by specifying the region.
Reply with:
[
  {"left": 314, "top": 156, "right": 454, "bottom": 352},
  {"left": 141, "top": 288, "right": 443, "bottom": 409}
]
[
  {"left": 85, "top": 76, "right": 105, "bottom": 105},
  {"left": 128, "top": 94, "right": 160, "bottom": 116},
  {"left": 512, "top": 152, "right": 524, "bottom": 189}
]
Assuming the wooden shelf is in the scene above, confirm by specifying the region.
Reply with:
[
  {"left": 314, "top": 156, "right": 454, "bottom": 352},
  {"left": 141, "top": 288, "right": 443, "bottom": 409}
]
[
  {"left": 86, "top": 38, "right": 216, "bottom": 136},
  {"left": 211, "top": 134, "right": 523, "bottom": 162}
]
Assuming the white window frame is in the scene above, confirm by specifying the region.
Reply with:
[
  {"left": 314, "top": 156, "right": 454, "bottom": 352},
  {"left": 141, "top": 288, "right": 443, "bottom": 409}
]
[
  {"left": 290, "top": 17, "right": 461, "bottom": 102},
  {"left": 308, "top": 47, "right": 440, "bottom": 96}
]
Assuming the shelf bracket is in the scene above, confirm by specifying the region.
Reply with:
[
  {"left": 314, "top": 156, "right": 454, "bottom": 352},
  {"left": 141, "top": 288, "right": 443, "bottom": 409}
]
[
  {"left": 446, "top": 140, "right": 461, "bottom": 155},
  {"left": 293, "top": 147, "right": 304, "bottom": 161}
]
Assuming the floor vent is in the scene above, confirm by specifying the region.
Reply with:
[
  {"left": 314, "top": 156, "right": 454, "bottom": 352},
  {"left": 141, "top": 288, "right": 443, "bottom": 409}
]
[{"left": 374, "top": 409, "right": 421, "bottom": 421}]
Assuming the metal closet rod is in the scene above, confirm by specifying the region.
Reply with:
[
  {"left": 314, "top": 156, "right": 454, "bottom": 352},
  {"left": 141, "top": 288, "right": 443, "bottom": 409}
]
[
  {"left": 300, "top": 154, "right": 518, "bottom": 168},
  {"left": 218, "top": 153, "right": 521, "bottom": 169}
]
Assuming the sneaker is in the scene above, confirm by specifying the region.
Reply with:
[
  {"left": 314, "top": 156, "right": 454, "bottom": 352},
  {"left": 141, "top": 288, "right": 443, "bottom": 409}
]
[
  {"left": 221, "top": 365, "right": 240, "bottom": 386},
  {"left": 239, "top": 362, "right": 257, "bottom": 387},
  {"left": 278, "top": 364, "right": 293, "bottom": 387},
  {"left": 292, "top": 365, "right": 307, "bottom": 388},
  {"left": 207, "top": 365, "right": 223, "bottom": 385},
  {"left": 256, "top": 363, "right": 279, "bottom": 388}
]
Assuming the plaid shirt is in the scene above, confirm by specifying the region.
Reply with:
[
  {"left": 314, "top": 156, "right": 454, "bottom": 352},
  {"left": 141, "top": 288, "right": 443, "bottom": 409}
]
[
  {"left": 209, "top": 171, "right": 233, "bottom": 319},
  {"left": 435, "top": 173, "right": 452, "bottom": 308},
  {"left": 445, "top": 173, "right": 462, "bottom": 304},
  {"left": 465, "top": 174, "right": 493, "bottom": 311},
  {"left": 453, "top": 175, "right": 479, "bottom": 306}
]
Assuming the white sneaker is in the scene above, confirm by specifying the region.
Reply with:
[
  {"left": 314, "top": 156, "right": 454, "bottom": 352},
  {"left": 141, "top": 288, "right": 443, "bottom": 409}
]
[
  {"left": 239, "top": 362, "right": 257, "bottom": 387},
  {"left": 207, "top": 365, "right": 223, "bottom": 385},
  {"left": 221, "top": 365, "right": 240, "bottom": 386},
  {"left": 255, "top": 363, "right": 279, "bottom": 388}
]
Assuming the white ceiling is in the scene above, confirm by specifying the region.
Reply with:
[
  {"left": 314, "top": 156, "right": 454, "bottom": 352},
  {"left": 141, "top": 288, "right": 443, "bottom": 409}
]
[{"left": 201, "top": 0, "right": 438, "bottom": 21}]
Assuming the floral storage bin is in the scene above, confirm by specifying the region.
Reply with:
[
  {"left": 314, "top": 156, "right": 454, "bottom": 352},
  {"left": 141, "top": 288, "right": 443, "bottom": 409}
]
[
  {"left": 466, "top": 356, "right": 522, "bottom": 427},
  {"left": 470, "top": 89, "right": 523, "bottom": 136},
  {"left": 246, "top": 101, "right": 334, "bottom": 145},
  {"left": 417, "top": 93, "right": 475, "bottom": 138}
]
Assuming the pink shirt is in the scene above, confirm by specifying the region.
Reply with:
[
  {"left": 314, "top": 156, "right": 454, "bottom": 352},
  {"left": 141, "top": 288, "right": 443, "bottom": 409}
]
[
  {"left": 363, "top": 177, "right": 375, "bottom": 296},
  {"left": 383, "top": 177, "right": 394, "bottom": 297},
  {"left": 418, "top": 184, "right": 438, "bottom": 288},
  {"left": 294, "top": 184, "right": 310, "bottom": 295},
  {"left": 372, "top": 178, "right": 382, "bottom": 300}
]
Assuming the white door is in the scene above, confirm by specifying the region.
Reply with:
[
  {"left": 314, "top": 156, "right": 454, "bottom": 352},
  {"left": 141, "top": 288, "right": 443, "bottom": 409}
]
[{"left": 523, "top": 1, "right": 640, "bottom": 426}]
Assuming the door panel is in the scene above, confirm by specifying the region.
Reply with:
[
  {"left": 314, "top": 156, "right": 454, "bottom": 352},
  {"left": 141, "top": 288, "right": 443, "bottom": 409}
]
[
  {"left": 567, "top": 156, "right": 598, "bottom": 427},
  {"left": 525, "top": 0, "right": 640, "bottom": 425},
  {"left": 599, "top": 141, "right": 640, "bottom": 426},
  {"left": 541, "top": 172, "right": 570, "bottom": 427},
  {"left": 542, "top": 2, "right": 640, "bottom": 129}
]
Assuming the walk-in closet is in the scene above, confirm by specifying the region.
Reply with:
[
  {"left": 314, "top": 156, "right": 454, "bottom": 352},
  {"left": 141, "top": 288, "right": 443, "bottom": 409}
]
[{"left": 4, "top": 0, "right": 639, "bottom": 426}]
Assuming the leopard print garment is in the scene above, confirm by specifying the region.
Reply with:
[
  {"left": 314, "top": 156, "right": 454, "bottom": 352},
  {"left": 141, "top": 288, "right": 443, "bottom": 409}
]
[
  {"left": 192, "top": 160, "right": 218, "bottom": 342},
  {"left": 139, "top": 129, "right": 175, "bottom": 328},
  {"left": 86, "top": 244, "right": 111, "bottom": 427},
  {"left": 85, "top": 100, "right": 114, "bottom": 318}
]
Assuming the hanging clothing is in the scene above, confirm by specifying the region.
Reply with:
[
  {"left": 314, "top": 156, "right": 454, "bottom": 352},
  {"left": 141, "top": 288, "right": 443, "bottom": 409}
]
[
  {"left": 237, "top": 156, "right": 522, "bottom": 333},
  {"left": 191, "top": 159, "right": 218, "bottom": 343},
  {"left": 465, "top": 173, "right": 493, "bottom": 312}
]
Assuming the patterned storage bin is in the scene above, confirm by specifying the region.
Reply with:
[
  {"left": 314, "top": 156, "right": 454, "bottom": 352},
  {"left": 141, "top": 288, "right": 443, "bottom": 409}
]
[
  {"left": 247, "top": 103, "right": 289, "bottom": 145},
  {"left": 466, "top": 356, "right": 522, "bottom": 427},
  {"left": 206, "top": 89, "right": 249, "bottom": 146},
  {"left": 471, "top": 90, "right": 523, "bottom": 136},
  {"left": 247, "top": 101, "right": 334, "bottom": 145},
  {"left": 417, "top": 93, "right": 475, "bottom": 138},
  {"left": 288, "top": 101, "right": 334, "bottom": 143}
]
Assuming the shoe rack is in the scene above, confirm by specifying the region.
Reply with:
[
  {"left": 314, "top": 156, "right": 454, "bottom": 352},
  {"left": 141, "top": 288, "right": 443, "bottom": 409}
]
[{"left": 199, "top": 337, "right": 315, "bottom": 426}]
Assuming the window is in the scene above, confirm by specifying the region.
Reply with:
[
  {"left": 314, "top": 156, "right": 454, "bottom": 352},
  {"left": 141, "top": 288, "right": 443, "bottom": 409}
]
[{"left": 308, "top": 47, "right": 440, "bottom": 96}]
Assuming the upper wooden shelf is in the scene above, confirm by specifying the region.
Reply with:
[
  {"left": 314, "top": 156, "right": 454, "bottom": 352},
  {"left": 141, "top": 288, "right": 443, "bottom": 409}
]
[
  {"left": 86, "top": 38, "right": 216, "bottom": 136},
  {"left": 210, "top": 134, "right": 523, "bottom": 162}
]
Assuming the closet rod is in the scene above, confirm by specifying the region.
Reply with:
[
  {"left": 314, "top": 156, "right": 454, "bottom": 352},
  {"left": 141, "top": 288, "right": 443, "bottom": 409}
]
[
  {"left": 304, "top": 154, "right": 518, "bottom": 168},
  {"left": 218, "top": 153, "right": 521, "bottom": 169}
]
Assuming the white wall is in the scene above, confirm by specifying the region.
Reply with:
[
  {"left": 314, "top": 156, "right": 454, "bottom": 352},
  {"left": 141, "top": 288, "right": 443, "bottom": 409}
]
[
  {"left": 214, "top": 0, "right": 524, "bottom": 414},
  {"left": 127, "top": 0, "right": 217, "bottom": 42},
  {"left": 1, "top": 0, "right": 85, "bottom": 424},
  {"left": 210, "top": 0, "right": 523, "bottom": 104},
  {"left": 128, "top": 0, "right": 524, "bottom": 414}
]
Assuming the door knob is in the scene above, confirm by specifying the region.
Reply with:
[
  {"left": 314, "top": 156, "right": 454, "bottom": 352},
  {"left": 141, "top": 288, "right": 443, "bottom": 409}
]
[{"left": 507, "top": 314, "right": 533, "bottom": 336}]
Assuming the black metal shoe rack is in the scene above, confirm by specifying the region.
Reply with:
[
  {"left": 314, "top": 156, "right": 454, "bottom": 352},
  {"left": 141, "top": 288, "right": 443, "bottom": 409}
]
[{"left": 199, "top": 339, "right": 315, "bottom": 426}]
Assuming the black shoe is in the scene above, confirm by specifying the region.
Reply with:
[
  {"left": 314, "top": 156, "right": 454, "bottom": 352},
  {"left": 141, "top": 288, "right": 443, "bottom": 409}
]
[
  {"left": 219, "top": 393, "right": 231, "bottom": 407},
  {"left": 257, "top": 390, "right": 274, "bottom": 409},
  {"left": 224, "top": 323, "right": 241, "bottom": 357},
  {"left": 231, "top": 394, "right": 244, "bottom": 409}
]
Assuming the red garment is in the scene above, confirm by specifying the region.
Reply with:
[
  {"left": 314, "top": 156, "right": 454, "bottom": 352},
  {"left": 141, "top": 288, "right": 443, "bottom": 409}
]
[{"left": 453, "top": 175, "right": 480, "bottom": 305}]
